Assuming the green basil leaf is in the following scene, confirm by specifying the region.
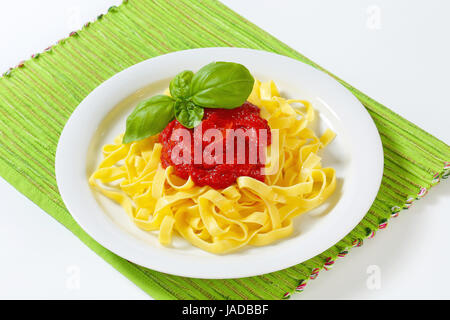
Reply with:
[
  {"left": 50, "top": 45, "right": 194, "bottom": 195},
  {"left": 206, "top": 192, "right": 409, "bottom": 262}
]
[
  {"left": 123, "top": 95, "right": 175, "bottom": 143},
  {"left": 169, "top": 70, "right": 194, "bottom": 99},
  {"left": 174, "top": 100, "right": 204, "bottom": 129},
  {"left": 189, "top": 61, "right": 254, "bottom": 109}
]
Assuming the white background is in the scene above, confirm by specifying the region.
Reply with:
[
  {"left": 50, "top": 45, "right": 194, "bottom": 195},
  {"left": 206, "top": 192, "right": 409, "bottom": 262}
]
[{"left": 0, "top": 0, "right": 449, "bottom": 299}]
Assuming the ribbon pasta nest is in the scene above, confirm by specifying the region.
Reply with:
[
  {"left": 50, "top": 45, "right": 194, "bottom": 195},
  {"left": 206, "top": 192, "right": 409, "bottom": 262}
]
[{"left": 89, "top": 80, "right": 336, "bottom": 254}]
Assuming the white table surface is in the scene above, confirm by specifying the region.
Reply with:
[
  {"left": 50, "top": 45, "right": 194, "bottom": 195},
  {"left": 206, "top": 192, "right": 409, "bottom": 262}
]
[{"left": 0, "top": 0, "right": 449, "bottom": 300}]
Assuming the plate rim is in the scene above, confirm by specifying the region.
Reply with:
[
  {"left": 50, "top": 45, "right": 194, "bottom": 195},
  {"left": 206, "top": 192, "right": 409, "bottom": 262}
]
[{"left": 55, "top": 47, "right": 384, "bottom": 279}]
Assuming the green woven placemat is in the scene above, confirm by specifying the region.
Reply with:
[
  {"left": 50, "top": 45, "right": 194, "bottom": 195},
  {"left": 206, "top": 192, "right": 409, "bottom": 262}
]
[{"left": 0, "top": 0, "right": 448, "bottom": 300}]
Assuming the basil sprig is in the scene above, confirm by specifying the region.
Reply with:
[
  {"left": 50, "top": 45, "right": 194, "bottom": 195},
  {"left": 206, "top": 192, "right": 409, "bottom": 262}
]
[
  {"left": 123, "top": 61, "right": 254, "bottom": 143},
  {"left": 169, "top": 70, "right": 194, "bottom": 100},
  {"left": 174, "top": 100, "right": 204, "bottom": 129},
  {"left": 123, "top": 95, "right": 175, "bottom": 144}
]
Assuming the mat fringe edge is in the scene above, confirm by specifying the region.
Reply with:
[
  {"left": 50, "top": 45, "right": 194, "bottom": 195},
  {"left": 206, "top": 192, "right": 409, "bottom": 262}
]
[{"left": 282, "top": 161, "right": 450, "bottom": 299}]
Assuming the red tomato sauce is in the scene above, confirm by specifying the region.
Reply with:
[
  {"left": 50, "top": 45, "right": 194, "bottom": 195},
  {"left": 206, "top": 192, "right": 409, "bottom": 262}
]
[{"left": 159, "top": 102, "right": 271, "bottom": 189}]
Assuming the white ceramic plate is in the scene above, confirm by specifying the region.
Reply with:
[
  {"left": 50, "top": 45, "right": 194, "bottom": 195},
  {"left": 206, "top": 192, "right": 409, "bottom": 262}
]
[{"left": 56, "top": 48, "right": 383, "bottom": 279}]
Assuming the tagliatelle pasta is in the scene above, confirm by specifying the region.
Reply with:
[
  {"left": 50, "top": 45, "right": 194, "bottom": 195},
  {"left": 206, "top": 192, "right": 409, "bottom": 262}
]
[{"left": 89, "top": 80, "right": 336, "bottom": 254}]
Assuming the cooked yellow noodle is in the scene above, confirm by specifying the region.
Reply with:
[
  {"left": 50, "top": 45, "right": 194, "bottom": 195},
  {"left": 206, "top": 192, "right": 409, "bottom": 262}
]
[{"left": 89, "top": 80, "right": 336, "bottom": 254}]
